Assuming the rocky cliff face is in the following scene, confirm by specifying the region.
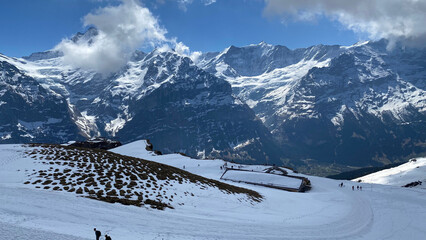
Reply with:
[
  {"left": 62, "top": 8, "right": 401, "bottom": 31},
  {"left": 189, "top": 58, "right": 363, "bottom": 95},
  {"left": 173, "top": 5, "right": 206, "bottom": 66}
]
[
  {"left": 1, "top": 30, "right": 425, "bottom": 172},
  {"left": 0, "top": 55, "right": 83, "bottom": 143},
  {"left": 0, "top": 29, "right": 286, "bottom": 165},
  {"left": 199, "top": 40, "right": 426, "bottom": 171},
  {"left": 116, "top": 51, "right": 284, "bottom": 164}
]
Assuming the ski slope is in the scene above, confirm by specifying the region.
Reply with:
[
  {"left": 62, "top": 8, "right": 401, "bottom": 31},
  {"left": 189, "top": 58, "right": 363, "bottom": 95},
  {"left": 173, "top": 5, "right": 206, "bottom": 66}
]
[
  {"left": 354, "top": 158, "right": 426, "bottom": 188},
  {"left": 0, "top": 142, "right": 425, "bottom": 239}
]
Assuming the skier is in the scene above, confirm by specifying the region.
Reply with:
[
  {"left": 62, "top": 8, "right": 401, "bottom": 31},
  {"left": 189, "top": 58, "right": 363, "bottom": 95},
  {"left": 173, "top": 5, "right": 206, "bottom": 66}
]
[
  {"left": 357, "top": 186, "right": 359, "bottom": 190},
  {"left": 360, "top": 186, "right": 362, "bottom": 191},
  {"left": 352, "top": 186, "right": 354, "bottom": 191},
  {"left": 94, "top": 228, "right": 101, "bottom": 240},
  {"left": 105, "top": 234, "right": 112, "bottom": 240}
]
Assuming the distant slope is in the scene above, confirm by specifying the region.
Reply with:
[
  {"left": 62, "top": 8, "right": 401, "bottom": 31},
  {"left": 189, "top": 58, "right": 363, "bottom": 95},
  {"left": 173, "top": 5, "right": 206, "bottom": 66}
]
[
  {"left": 112, "top": 140, "right": 309, "bottom": 192},
  {"left": 110, "top": 140, "right": 299, "bottom": 180},
  {"left": 327, "top": 162, "right": 404, "bottom": 180},
  {"left": 353, "top": 157, "right": 426, "bottom": 188}
]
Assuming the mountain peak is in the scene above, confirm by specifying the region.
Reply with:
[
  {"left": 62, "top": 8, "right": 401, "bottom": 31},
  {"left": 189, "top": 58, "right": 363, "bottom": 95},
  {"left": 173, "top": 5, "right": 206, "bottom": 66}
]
[
  {"left": 22, "top": 50, "right": 63, "bottom": 61},
  {"left": 258, "top": 41, "right": 271, "bottom": 47},
  {"left": 227, "top": 45, "right": 238, "bottom": 50},
  {"left": 71, "top": 27, "right": 99, "bottom": 44}
]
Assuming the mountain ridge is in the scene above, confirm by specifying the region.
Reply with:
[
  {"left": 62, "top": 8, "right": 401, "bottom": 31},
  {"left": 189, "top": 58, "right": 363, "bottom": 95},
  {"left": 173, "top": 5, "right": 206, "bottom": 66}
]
[
  {"left": 198, "top": 39, "right": 426, "bottom": 173},
  {"left": 0, "top": 33, "right": 288, "bottom": 166},
  {"left": 1, "top": 31, "right": 425, "bottom": 174}
]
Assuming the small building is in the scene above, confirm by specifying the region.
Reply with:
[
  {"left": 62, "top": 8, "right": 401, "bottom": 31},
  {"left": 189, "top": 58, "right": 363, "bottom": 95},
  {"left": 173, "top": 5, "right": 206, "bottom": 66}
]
[{"left": 221, "top": 169, "right": 311, "bottom": 192}]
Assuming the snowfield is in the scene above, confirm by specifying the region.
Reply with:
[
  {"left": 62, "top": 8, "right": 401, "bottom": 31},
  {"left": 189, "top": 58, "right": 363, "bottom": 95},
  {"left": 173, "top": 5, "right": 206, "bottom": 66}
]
[
  {"left": 354, "top": 158, "right": 426, "bottom": 188},
  {"left": 0, "top": 141, "right": 425, "bottom": 239}
]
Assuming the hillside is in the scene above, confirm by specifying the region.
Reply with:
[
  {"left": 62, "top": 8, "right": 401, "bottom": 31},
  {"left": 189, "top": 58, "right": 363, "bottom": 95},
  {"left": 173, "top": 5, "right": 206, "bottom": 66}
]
[
  {"left": 327, "top": 162, "right": 404, "bottom": 180},
  {"left": 1, "top": 144, "right": 261, "bottom": 211},
  {"left": 0, "top": 141, "right": 425, "bottom": 239},
  {"left": 354, "top": 158, "right": 426, "bottom": 188}
]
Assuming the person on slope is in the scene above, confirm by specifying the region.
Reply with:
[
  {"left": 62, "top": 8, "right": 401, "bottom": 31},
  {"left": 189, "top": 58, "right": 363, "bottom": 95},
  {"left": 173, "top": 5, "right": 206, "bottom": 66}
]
[
  {"left": 94, "top": 228, "right": 101, "bottom": 240},
  {"left": 105, "top": 234, "right": 112, "bottom": 240}
]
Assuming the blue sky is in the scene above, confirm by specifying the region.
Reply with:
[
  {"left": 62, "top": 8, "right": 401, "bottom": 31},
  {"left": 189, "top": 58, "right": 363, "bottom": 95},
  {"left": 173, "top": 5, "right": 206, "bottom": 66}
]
[{"left": 0, "top": 0, "right": 360, "bottom": 57}]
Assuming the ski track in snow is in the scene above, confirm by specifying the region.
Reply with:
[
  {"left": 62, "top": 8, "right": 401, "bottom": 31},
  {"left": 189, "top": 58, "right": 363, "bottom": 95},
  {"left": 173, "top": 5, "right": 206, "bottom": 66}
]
[
  {"left": 0, "top": 222, "right": 89, "bottom": 240},
  {"left": 0, "top": 186, "right": 373, "bottom": 240},
  {"left": 0, "top": 143, "right": 425, "bottom": 239}
]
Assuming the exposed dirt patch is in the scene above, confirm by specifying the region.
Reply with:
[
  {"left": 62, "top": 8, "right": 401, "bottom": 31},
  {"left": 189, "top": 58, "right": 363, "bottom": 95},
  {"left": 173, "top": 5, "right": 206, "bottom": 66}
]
[{"left": 24, "top": 144, "right": 262, "bottom": 210}]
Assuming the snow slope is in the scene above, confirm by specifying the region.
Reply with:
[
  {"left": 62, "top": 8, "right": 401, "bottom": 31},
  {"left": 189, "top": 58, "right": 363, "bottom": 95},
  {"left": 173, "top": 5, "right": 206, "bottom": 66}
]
[
  {"left": 1, "top": 142, "right": 425, "bottom": 239},
  {"left": 354, "top": 158, "right": 426, "bottom": 188}
]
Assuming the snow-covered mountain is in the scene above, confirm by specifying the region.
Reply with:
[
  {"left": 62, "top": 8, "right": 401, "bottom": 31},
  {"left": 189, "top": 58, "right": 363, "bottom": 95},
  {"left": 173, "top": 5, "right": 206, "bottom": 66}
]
[
  {"left": 198, "top": 41, "right": 341, "bottom": 78},
  {"left": 0, "top": 29, "right": 285, "bottom": 165},
  {"left": 199, "top": 40, "right": 426, "bottom": 172},
  {"left": 0, "top": 54, "right": 83, "bottom": 143},
  {"left": 1, "top": 28, "right": 425, "bottom": 172}
]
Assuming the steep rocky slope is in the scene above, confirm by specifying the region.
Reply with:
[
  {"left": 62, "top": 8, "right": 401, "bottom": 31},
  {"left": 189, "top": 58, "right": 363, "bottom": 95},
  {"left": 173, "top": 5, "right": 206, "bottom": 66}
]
[
  {"left": 0, "top": 55, "right": 83, "bottom": 143},
  {"left": 0, "top": 29, "right": 287, "bottom": 165},
  {"left": 200, "top": 40, "right": 426, "bottom": 173}
]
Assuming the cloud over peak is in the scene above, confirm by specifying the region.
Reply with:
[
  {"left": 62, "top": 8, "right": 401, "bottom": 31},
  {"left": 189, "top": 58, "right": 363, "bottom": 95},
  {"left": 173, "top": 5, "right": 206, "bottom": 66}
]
[
  {"left": 56, "top": 0, "right": 167, "bottom": 73},
  {"left": 55, "top": 0, "right": 199, "bottom": 74},
  {"left": 264, "top": 0, "right": 426, "bottom": 49}
]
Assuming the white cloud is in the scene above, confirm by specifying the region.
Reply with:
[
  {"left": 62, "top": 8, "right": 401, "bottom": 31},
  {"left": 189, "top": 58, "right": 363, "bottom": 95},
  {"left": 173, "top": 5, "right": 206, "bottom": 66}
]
[
  {"left": 56, "top": 0, "right": 167, "bottom": 73},
  {"left": 174, "top": 41, "right": 190, "bottom": 56},
  {"left": 55, "top": 0, "right": 204, "bottom": 73},
  {"left": 189, "top": 51, "right": 202, "bottom": 63},
  {"left": 177, "top": 0, "right": 193, "bottom": 11},
  {"left": 203, "top": 0, "right": 216, "bottom": 6},
  {"left": 264, "top": 0, "right": 426, "bottom": 48},
  {"left": 173, "top": 41, "right": 202, "bottom": 62},
  {"left": 157, "top": 40, "right": 201, "bottom": 63},
  {"left": 175, "top": 0, "right": 217, "bottom": 11}
]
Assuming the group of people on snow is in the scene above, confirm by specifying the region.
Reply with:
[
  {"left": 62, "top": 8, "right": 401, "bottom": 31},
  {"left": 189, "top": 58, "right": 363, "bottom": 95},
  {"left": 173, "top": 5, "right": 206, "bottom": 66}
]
[{"left": 339, "top": 182, "right": 362, "bottom": 191}]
